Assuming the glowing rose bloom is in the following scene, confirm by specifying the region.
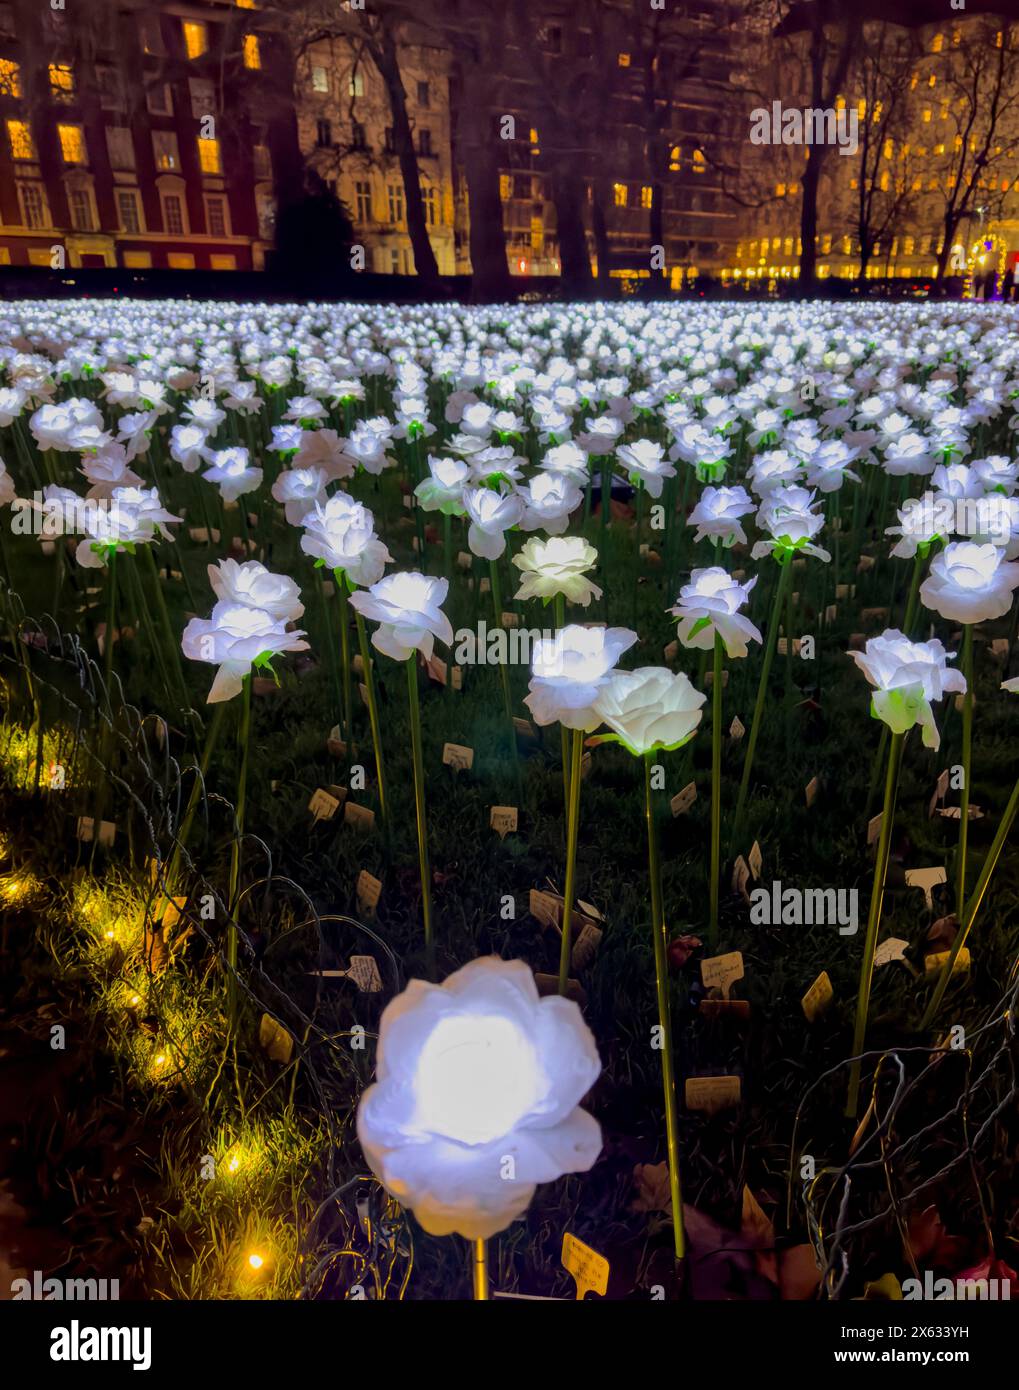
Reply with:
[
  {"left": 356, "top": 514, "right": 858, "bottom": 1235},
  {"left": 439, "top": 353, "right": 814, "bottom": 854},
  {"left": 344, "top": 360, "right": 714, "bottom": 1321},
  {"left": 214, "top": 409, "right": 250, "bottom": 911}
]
[
  {"left": 271, "top": 466, "right": 330, "bottom": 525},
  {"left": 593, "top": 666, "right": 705, "bottom": 756},
  {"left": 30, "top": 398, "right": 105, "bottom": 452},
  {"left": 347, "top": 418, "right": 396, "bottom": 474},
  {"left": 670, "top": 567, "right": 762, "bottom": 659},
  {"left": 616, "top": 439, "right": 676, "bottom": 499},
  {"left": 414, "top": 455, "right": 471, "bottom": 515},
  {"left": 972, "top": 455, "right": 1019, "bottom": 494},
  {"left": 748, "top": 449, "right": 802, "bottom": 495},
  {"left": 886, "top": 496, "right": 951, "bottom": 559},
  {"left": 0, "top": 460, "right": 16, "bottom": 508},
  {"left": 292, "top": 428, "right": 355, "bottom": 479},
  {"left": 203, "top": 447, "right": 263, "bottom": 503},
  {"left": 269, "top": 424, "right": 305, "bottom": 455},
  {"left": 208, "top": 558, "right": 304, "bottom": 623},
  {"left": 519, "top": 472, "right": 583, "bottom": 534},
  {"left": 460, "top": 401, "right": 496, "bottom": 437},
  {"left": 181, "top": 600, "right": 309, "bottom": 703},
  {"left": 931, "top": 462, "right": 981, "bottom": 500},
  {"left": 183, "top": 397, "right": 226, "bottom": 432},
  {"left": 31, "top": 484, "right": 81, "bottom": 538},
  {"left": 688, "top": 484, "right": 756, "bottom": 547},
  {"left": 463, "top": 485, "right": 525, "bottom": 561},
  {"left": 0, "top": 387, "right": 26, "bottom": 428},
  {"left": 300, "top": 496, "right": 391, "bottom": 586},
  {"left": 81, "top": 443, "right": 143, "bottom": 499},
  {"left": 223, "top": 381, "right": 264, "bottom": 415},
  {"left": 169, "top": 423, "right": 209, "bottom": 473},
  {"left": 469, "top": 445, "right": 525, "bottom": 487},
  {"left": 283, "top": 395, "right": 327, "bottom": 424},
  {"left": 882, "top": 431, "right": 934, "bottom": 476},
  {"left": 849, "top": 629, "right": 966, "bottom": 750},
  {"left": 525, "top": 623, "right": 638, "bottom": 731},
  {"left": 804, "top": 439, "right": 861, "bottom": 493},
  {"left": 512, "top": 535, "right": 602, "bottom": 607},
  {"left": 751, "top": 485, "right": 830, "bottom": 562},
  {"left": 955, "top": 493, "right": 1016, "bottom": 551},
  {"left": 920, "top": 541, "right": 1019, "bottom": 624},
  {"left": 349, "top": 571, "right": 453, "bottom": 661},
  {"left": 542, "top": 441, "right": 590, "bottom": 483},
  {"left": 74, "top": 487, "right": 180, "bottom": 569},
  {"left": 357, "top": 956, "right": 602, "bottom": 1240},
  {"left": 575, "top": 414, "right": 624, "bottom": 455}
]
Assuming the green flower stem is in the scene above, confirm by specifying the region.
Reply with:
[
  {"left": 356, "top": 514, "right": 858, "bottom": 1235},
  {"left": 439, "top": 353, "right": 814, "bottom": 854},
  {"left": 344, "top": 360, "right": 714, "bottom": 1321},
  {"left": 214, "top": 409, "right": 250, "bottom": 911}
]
[
  {"left": 488, "top": 558, "right": 519, "bottom": 785},
  {"left": 406, "top": 654, "right": 433, "bottom": 965},
  {"left": 643, "top": 750, "right": 686, "bottom": 1263},
  {"left": 846, "top": 729, "right": 905, "bottom": 1119},
  {"left": 336, "top": 571, "right": 355, "bottom": 759},
  {"left": 921, "top": 768, "right": 1019, "bottom": 1030},
  {"left": 317, "top": 570, "right": 343, "bottom": 734},
  {"left": 226, "top": 672, "right": 252, "bottom": 1027},
  {"left": 709, "top": 631, "right": 724, "bottom": 947},
  {"left": 443, "top": 512, "right": 453, "bottom": 580},
  {"left": 901, "top": 551, "right": 925, "bottom": 637},
  {"left": 157, "top": 701, "right": 227, "bottom": 918},
  {"left": 140, "top": 545, "right": 192, "bottom": 721},
  {"left": 91, "top": 549, "right": 119, "bottom": 835},
  {"left": 600, "top": 456, "right": 611, "bottom": 539},
  {"left": 731, "top": 554, "right": 792, "bottom": 850},
  {"left": 956, "top": 624, "right": 974, "bottom": 912},
  {"left": 554, "top": 593, "right": 570, "bottom": 808},
  {"left": 558, "top": 728, "right": 585, "bottom": 995},
  {"left": 353, "top": 607, "right": 388, "bottom": 824}
]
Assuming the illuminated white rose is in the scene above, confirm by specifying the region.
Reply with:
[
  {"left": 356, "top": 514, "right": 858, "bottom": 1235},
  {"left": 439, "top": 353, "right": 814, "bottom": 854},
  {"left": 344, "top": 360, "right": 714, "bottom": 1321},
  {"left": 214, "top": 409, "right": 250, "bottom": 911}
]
[
  {"left": 292, "top": 428, "right": 355, "bottom": 479},
  {"left": 202, "top": 447, "right": 263, "bottom": 503},
  {"left": 208, "top": 558, "right": 304, "bottom": 623},
  {"left": 670, "top": 566, "right": 762, "bottom": 659},
  {"left": 300, "top": 496, "right": 391, "bottom": 587},
  {"left": 181, "top": 601, "right": 309, "bottom": 703},
  {"left": 525, "top": 623, "right": 638, "bottom": 730},
  {"left": 349, "top": 570, "right": 453, "bottom": 661},
  {"left": 542, "top": 442, "right": 590, "bottom": 483},
  {"left": 169, "top": 423, "right": 209, "bottom": 473},
  {"left": 463, "top": 485, "right": 524, "bottom": 561},
  {"left": 593, "top": 666, "right": 705, "bottom": 755},
  {"left": 271, "top": 466, "right": 330, "bottom": 524},
  {"left": 751, "top": 485, "right": 830, "bottom": 562},
  {"left": 80, "top": 442, "right": 143, "bottom": 499},
  {"left": 688, "top": 484, "right": 756, "bottom": 547},
  {"left": 414, "top": 455, "right": 471, "bottom": 515},
  {"left": 616, "top": 439, "right": 676, "bottom": 499},
  {"left": 519, "top": 472, "right": 583, "bottom": 534},
  {"left": 511, "top": 535, "right": 602, "bottom": 607},
  {"left": 30, "top": 398, "right": 105, "bottom": 453},
  {"left": 886, "top": 495, "right": 952, "bottom": 559},
  {"left": 920, "top": 541, "right": 1019, "bottom": 624},
  {"left": 357, "top": 956, "right": 602, "bottom": 1240},
  {"left": 74, "top": 486, "right": 179, "bottom": 569},
  {"left": 849, "top": 628, "right": 966, "bottom": 750}
]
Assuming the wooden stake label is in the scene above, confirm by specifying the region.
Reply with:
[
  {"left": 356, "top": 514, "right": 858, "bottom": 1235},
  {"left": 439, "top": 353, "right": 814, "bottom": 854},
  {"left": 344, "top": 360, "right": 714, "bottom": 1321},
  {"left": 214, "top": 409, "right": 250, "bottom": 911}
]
[
  {"left": 529, "top": 889, "right": 562, "bottom": 929},
  {"left": 671, "top": 781, "right": 697, "bottom": 817},
  {"left": 562, "top": 1233, "right": 609, "bottom": 1300},
  {"left": 570, "top": 921, "right": 603, "bottom": 972},
  {"left": 76, "top": 816, "right": 116, "bottom": 846},
  {"left": 804, "top": 776, "right": 819, "bottom": 808},
  {"left": 309, "top": 788, "right": 341, "bottom": 822},
  {"left": 874, "top": 937, "right": 909, "bottom": 969},
  {"left": 356, "top": 870, "right": 382, "bottom": 917},
  {"left": 490, "top": 806, "right": 518, "bottom": 838},
  {"left": 442, "top": 742, "right": 474, "bottom": 773},
  {"left": 748, "top": 840, "right": 763, "bottom": 880},
  {"left": 904, "top": 866, "right": 947, "bottom": 910},
  {"left": 732, "top": 855, "right": 751, "bottom": 900},
  {"left": 685, "top": 1075, "right": 741, "bottom": 1114},
  {"left": 729, "top": 715, "right": 745, "bottom": 740},
  {"left": 346, "top": 954, "right": 383, "bottom": 992},
  {"left": 801, "top": 970, "right": 833, "bottom": 1022},
  {"left": 701, "top": 951, "right": 744, "bottom": 998},
  {"left": 344, "top": 802, "right": 375, "bottom": 832}
]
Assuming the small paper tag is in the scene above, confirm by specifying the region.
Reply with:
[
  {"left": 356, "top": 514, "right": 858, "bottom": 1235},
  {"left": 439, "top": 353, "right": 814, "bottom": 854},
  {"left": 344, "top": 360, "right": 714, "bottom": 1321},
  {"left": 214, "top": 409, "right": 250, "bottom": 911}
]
[
  {"left": 309, "top": 788, "right": 341, "bottom": 822},
  {"left": 500, "top": 611, "right": 520, "bottom": 628},
  {"left": 905, "top": 866, "right": 947, "bottom": 910},
  {"left": 671, "top": 781, "right": 697, "bottom": 817},
  {"left": 570, "top": 921, "right": 603, "bottom": 972},
  {"left": 258, "top": 1013, "right": 293, "bottom": 1064},
  {"left": 835, "top": 583, "right": 856, "bottom": 600},
  {"left": 748, "top": 840, "right": 762, "bottom": 880},
  {"left": 442, "top": 742, "right": 474, "bottom": 773},
  {"left": 732, "top": 855, "right": 751, "bottom": 900},
  {"left": 346, "top": 954, "right": 383, "bottom": 992},
  {"left": 990, "top": 638, "right": 1009, "bottom": 661},
  {"left": 426, "top": 654, "right": 447, "bottom": 685},
  {"left": 327, "top": 726, "right": 348, "bottom": 758},
  {"left": 874, "top": 937, "right": 909, "bottom": 969},
  {"left": 76, "top": 816, "right": 116, "bottom": 847},
  {"left": 729, "top": 715, "right": 745, "bottom": 740},
  {"left": 344, "top": 802, "right": 375, "bottom": 832},
  {"left": 701, "top": 951, "right": 744, "bottom": 999},
  {"left": 663, "top": 639, "right": 679, "bottom": 662},
  {"left": 928, "top": 768, "right": 950, "bottom": 818},
  {"left": 562, "top": 1232, "right": 609, "bottom": 1300},
  {"left": 938, "top": 804, "right": 984, "bottom": 821},
  {"left": 456, "top": 550, "right": 472, "bottom": 571},
  {"left": 356, "top": 870, "right": 382, "bottom": 917},
  {"left": 529, "top": 889, "right": 562, "bottom": 929},
  {"left": 490, "top": 805, "right": 518, "bottom": 839},
  {"left": 804, "top": 776, "right": 819, "bottom": 808},
  {"left": 801, "top": 970, "right": 833, "bottom": 1022},
  {"left": 451, "top": 665, "right": 463, "bottom": 691},
  {"left": 685, "top": 1075, "right": 741, "bottom": 1114},
  {"left": 867, "top": 812, "right": 883, "bottom": 846}
]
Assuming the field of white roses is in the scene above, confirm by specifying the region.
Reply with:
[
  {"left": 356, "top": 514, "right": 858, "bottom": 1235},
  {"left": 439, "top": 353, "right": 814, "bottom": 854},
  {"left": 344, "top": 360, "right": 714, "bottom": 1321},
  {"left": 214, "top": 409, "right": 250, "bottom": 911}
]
[{"left": 0, "top": 296, "right": 1017, "bottom": 1301}]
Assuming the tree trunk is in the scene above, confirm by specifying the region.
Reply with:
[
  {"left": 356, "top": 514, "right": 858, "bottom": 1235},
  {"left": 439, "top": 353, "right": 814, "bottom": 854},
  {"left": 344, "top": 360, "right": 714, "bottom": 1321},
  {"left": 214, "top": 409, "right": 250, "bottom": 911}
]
[
  {"left": 461, "top": 138, "right": 512, "bottom": 302},
  {"left": 371, "top": 31, "right": 441, "bottom": 289},
  {"left": 553, "top": 171, "right": 592, "bottom": 297},
  {"left": 591, "top": 182, "right": 612, "bottom": 295},
  {"left": 798, "top": 151, "right": 821, "bottom": 294}
]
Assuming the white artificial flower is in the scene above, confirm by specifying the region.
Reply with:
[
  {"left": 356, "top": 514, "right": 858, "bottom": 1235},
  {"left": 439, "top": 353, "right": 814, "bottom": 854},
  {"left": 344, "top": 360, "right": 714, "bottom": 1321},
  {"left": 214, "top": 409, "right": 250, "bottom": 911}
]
[
  {"left": 751, "top": 485, "right": 830, "bottom": 562},
  {"left": 688, "top": 484, "right": 756, "bottom": 547},
  {"left": 349, "top": 571, "right": 452, "bottom": 661},
  {"left": 357, "top": 956, "right": 601, "bottom": 1240},
  {"left": 463, "top": 485, "right": 524, "bottom": 561},
  {"left": 271, "top": 466, "right": 330, "bottom": 525},
  {"left": 518, "top": 472, "right": 583, "bottom": 534},
  {"left": 525, "top": 623, "right": 638, "bottom": 731},
  {"left": 593, "top": 667, "right": 705, "bottom": 755},
  {"left": 208, "top": 558, "right": 304, "bottom": 623},
  {"left": 670, "top": 567, "right": 762, "bottom": 658},
  {"left": 511, "top": 535, "right": 602, "bottom": 607},
  {"left": 202, "top": 447, "right": 263, "bottom": 503},
  {"left": 414, "top": 455, "right": 471, "bottom": 515},
  {"left": 616, "top": 439, "right": 676, "bottom": 499},
  {"left": 300, "top": 495, "right": 391, "bottom": 587},
  {"left": 849, "top": 628, "right": 966, "bottom": 750},
  {"left": 919, "top": 541, "right": 1019, "bottom": 624},
  {"left": 181, "top": 600, "right": 308, "bottom": 703}
]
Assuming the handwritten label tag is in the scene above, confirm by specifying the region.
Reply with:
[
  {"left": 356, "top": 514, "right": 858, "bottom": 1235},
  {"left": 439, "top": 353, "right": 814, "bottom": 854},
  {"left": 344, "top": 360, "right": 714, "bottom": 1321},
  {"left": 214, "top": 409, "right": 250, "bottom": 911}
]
[
  {"left": 801, "top": 971, "right": 833, "bottom": 1022},
  {"left": 924, "top": 947, "right": 971, "bottom": 979},
  {"left": 874, "top": 936, "right": 909, "bottom": 969},
  {"left": 905, "top": 866, "right": 947, "bottom": 910},
  {"left": 836, "top": 583, "right": 856, "bottom": 600},
  {"left": 258, "top": 1013, "right": 293, "bottom": 1064},
  {"left": 346, "top": 954, "right": 383, "bottom": 992},
  {"left": 748, "top": 841, "right": 763, "bottom": 880},
  {"left": 671, "top": 782, "right": 697, "bottom": 817},
  {"left": 76, "top": 816, "right": 116, "bottom": 847},
  {"left": 309, "top": 788, "right": 341, "bottom": 822},
  {"left": 500, "top": 611, "right": 520, "bottom": 628},
  {"left": 344, "top": 802, "right": 375, "bottom": 833},
  {"left": 490, "top": 805, "right": 518, "bottom": 839},
  {"left": 356, "top": 870, "right": 382, "bottom": 917},
  {"left": 562, "top": 1232, "right": 609, "bottom": 1300},
  {"left": 529, "top": 889, "right": 562, "bottom": 929},
  {"left": 804, "top": 776, "right": 819, "bottom": 808},
  {"left": 451, "top": 665, "right": 463, "bottom": 691},
  {"left": 571, "top": 921, "right": 603, "bottom": 972},
  {"left": 990, "top": 638, "right": 1009, "bottom": 661},
  {"left": 729, "top": 715, "right": 746, "bottom": 741},
  {"left": 513, "top": 716, "right": 537, "bottom": 743},
  {"left": 327, "top": 726, "right": 348, "bottom": 758},
  {"left": 776, "top": 638, "right": 802, "bottom": 656},
  {"left": 442, "top": 742, "right": 474, "bottom": 773},
  {"left": 867, "top": 812, "right": 883, "bottom": 846},
  {"left": 732, "top": 855, "right": 751, "bottom": 900},
  {"left": 701, "top": 951, "right": 744, "bottom": 999},
  {"left": 938, "top": 805, "right": 984, "bottom": 821},
  {"left": 928, "top": 768, "right": 950, "bottom": 818},
  {"left": 685, "top": 1075, "right": 741, "bottom": 1114}
]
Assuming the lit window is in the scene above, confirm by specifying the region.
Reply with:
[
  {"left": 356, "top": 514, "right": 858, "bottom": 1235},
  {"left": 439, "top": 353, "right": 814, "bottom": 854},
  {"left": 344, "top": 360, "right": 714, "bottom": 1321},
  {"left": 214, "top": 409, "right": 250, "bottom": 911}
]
[
  {"left": 243, "top": 34, "right": 260, "bottom": 69},
  {"left": 58, "top": 124, "right": 85, "bottom": 164},
  {"left": 152, "top": 130, "right": 179, "bottom": 171},
  {"left": 236, "top": 0, "right": 256, "bottom": 8},
  {"left": 311, "top": 65, "right": 328, "bottom": 93},
  {"left": 7, "top": 119, "right": 35, "bottom": 161},
  {"left": 692, "top": 149, "right": 706, "bottom": 174},
  {"left": 0, "top": 58, "right": 21, "bottom": 97},
  {"left": 355, "top": 180, "right": 372, "bottom": 221},
  {"left": 857, "top": 99, "right": 866, "bottom": 118},
  {"left": 932, "top": 32, "right": 944, "bottom": 52},
  {"left": 835, "top": 95, "right": 845, "bottom": 111},
  {"left": 529, "top": 127, "right": 539, "bottom": 146},
  {"left": 423, "top": 185, "right": 437, "bottom": 227},
  {"left": 640, "top": 185, "right": 652, "bottom": 209},
  {"left": 349, "top": 71, "right": 364, "bottom": 97},
  {"left": 167, "top": 252, "right": 196, "bottom": 269},
  {"left": 499, "top": 173, "right": 511, "bottom": 200},
  {"left": 775, "top": 182, "right": 786, "bottom": 196},
  {"left": 123, "top": 251, "right": 152, "bottom": 268},
  {"left": 116, "top": 189, "right": 141, "bottom": 233},
  {"left": 617, "top": 52, "right": 630, "bottom": 67},
  {"left": 387, "top": 183, "right": 404, "bottom": 223},
  {"left": 922, "top": 108, "right": 932, "bottom": 122},
  {"left": 210, "top": 254, "right": 236, "bottom": 270},
  {"left": 883, "top": 139, "right": 893, "bottom": 159},
  {"left": 183, "top": 21, "right": 208, "bottom": 59},
  {"left": 613, "top": 182, "right": 627, "bottom": 206},
  {"left": 669, "top": 145, "right": 680, "bottom": 171},
  {"left": 49, "top": 63, "right": 73, "bottom": 96},
  {"left": 197, "top": 136, "right": 221, "bottom": 174}
]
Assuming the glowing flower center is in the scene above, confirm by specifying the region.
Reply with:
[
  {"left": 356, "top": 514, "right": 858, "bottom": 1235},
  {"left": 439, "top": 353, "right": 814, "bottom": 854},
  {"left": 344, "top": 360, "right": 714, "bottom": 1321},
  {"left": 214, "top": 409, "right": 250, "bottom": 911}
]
[{"left": 413, "top": 1014, "right": 543, "bottom": 1145}]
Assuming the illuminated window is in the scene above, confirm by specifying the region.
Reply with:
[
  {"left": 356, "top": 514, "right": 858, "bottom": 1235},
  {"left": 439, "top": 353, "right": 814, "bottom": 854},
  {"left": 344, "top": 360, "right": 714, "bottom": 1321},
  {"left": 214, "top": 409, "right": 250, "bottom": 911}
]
[
  {"left": 783, "top": 237, "right": 792, "bottom": 255},
  {"left": 880, "top": 171, "right": 890, "bottom": 191},
  {"left": 883, "top": 139, "right": 893, "bottom": 159},
  {"left": 69, "top": 188, "right": 95, "bottom": 231},
  {"left": 152, "top": 130, "right": 179, "bottom": 170},
  {"left": 775, "top": 182, "right": 786, "bottom": 196},
  {"left": 934, "top": 143, "right": 945, "bottom": 156},
  {"left": 669, "top": 145, "right": 680, "bottom": 171},
  {"left": 387, "top": 182, "right": 404, "bottom": 223},
  {"left": 167, "top": 252, "right": 195, "bottom": 269},
  {"left": 183, "top": 21, "right": 208, "bottom": 59},
  {"left": 123, "top": 251, "right": 152, "bottom": 268},
  {"left": 311, "top": 65, "right": 328, "bottom": 93},
  {"left": 640, "top": 185, "right": 652, "bottom": 208},
  {"left": 116, "top": 188, "right": 142, "bottom": 233},
  {"left": 857, "top": 100, "right": 866, "bottom": 118},
  {"left": 422, "top": 185, "right": 437, "bottom": 226},
  {"left": 922, "top": 108, "right": 932, "bottom": 122},
  {"left": 692, "top": 149, "right": 706, "bottom": 174},
  {"left": 7, "top": 119, "right": 35, "bottom": 161},
  {"left": 835, "top": 95, "right": 845, "bottom": 111},
  {"left": 613, "top": 182, "right": 627, "bottom": 206},
  {"left": 529, "top": 127, "right": 539, "bottom": 146},
  {"left": 349, "top": 71, "right": 364, "bottom": 97},
  {"left": 0, "top": 58, "right": 21, "bottom": 97},
  {"left": 910, "top": 71, "right": 919, "bottom": 90},
  {"left": 197, "top": 136, "right": 222, "bottom": 174},
  {"left": 932, "top": 33, "right": 944, "bottom": 52},
  {"left": 617, "top": 52, "right": 630, "bottom": 67},
  {"left": 57, "top": 123, "right": 85, "bottom": 164},
  {"left": 928, "top": 73, "right": 936, "bottom": 87},
  {"left": 499, "top": 173, "right": 511, "bottom": 201},
  {"left": 210, "top": 254, "right": 236, "bottom": 270},
  {"left": 822, "top": 235, "right": 832, "bottom": 254},
  {"left": 904, "top": 236, "right": 915, "bottom": 255},
  {"left": 236, "top": 0, "right": 256, "bottom": 8},
  {"left": 49, "top": 62, "right": 74, "bottom": 96},
  {"left": 355, "top": 180, "right": 372, "bottom": 221},
  {"left": 243, "top": 34, "right": 260, "bottom": 68}
]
